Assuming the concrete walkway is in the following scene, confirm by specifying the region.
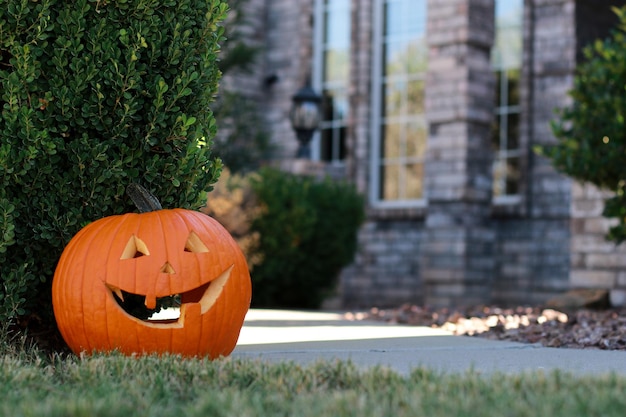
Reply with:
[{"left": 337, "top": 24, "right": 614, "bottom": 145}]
[{"left": 232, "top": 309, "right": 626, "bottom": 375}]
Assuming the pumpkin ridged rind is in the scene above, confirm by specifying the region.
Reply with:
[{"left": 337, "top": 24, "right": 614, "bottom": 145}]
[{"left": 52, "top": 209, "right": 252, "bottom": 358}]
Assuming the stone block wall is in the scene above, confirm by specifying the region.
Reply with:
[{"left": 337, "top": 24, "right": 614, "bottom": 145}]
[
  {"left": 492, "top": 218, "right": 571, "bottom": 304},
  {"left": 340, "top": 220, "right": 426, "bottom": 308},
  {"left": 570, "top": 183, "right": 626, "bottom": 306}
]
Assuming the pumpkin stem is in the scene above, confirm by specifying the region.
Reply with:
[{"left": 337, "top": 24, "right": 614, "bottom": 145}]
[{"left": 126, "top": 183, "right": 163, "bottom": 213}]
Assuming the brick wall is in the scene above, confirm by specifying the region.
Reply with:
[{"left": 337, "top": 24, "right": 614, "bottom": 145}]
[
  {"left": 570, "top": 184, "right": 626, "bottom": 306},
  {"left": 341, "top": 220, "right": 426, "bottom": 308}
]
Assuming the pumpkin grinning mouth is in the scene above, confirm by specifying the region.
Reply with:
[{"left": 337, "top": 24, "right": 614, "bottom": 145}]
[
  {"left": 110, "top": 288, "right": 191, "bottom": 322},
  {"left": 105, "top": 265, "right": 233, "bottom": 327}
]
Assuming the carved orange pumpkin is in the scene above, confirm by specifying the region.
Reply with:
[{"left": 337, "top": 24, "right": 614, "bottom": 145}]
[{"left": 52, "top": 185, "right": 251, "bottom": 358}]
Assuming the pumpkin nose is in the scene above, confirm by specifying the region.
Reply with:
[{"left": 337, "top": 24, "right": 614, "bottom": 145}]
[{"left": 160, "top": 262, "right": 176, "bottom": 274}]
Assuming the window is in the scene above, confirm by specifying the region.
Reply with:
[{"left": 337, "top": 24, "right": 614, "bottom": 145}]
[
  {"left": 371, "top": 0, "right": 427, "bottom": 206},
  {"left": 313, "top": 0, "right": 351, "bottom": 163},
  {"left": 491, "top": 0, "right": 523, "bottom": 201}
]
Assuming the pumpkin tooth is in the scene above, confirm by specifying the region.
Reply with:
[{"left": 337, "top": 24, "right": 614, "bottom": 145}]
[
  {"left": 112, "top": 287, "right": 124, "bottom": 302},
  {"left": 145, "top": 294, "right": 157, "bottom": 310},
  {"left": 199, "top": 265, "right": 233, "bottom": 314}
]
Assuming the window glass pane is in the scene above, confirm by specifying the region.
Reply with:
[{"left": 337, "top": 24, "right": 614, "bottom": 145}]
[
  {"left": 505, "top": 157, "right": 520, "bottom": 195},
  {"left": 406, "top": 80, "right": 425, "bottom": 114},
  {"left": 385, "top": 0, "right": 426, "bottom": 38},
  {"left": 322, "top": 90, "right": 348, "bottom": 122},
  {"left": 384, "top": 39, "right": 427, "bottom": 77},
  {"left": 490, "top": 119, "right": 500, "bottom": 150},
  {"left": 332, "top": 91, "right": 349, "bottom": 120},
  {"left": 405, "top": 1, "right": 427, "bottom": 36},
  {"left": 384, "top": 41, "right": 407, "bottom": 77},
  {"left": 336, "top": 126, "right": 347, "bottom": 160},
  {"left": 494, "top": 156, "right": 521, "bottom": 196},
  {"left": 324, "top": 3, "right": 350, "bottom": 47},
  {"left": 382, "top": 123, "right": 401, "bottom": 159},
  {"left": 405, "top": 163, "right": 424, "bottom": 199},
  {"left": 380, "top": 164, "right": 400, "bottom": 200},
  {"left": 493, "top": 0, "right": 523, "bottom": 69},
  {"left": 324, "top": 49, "right": 350, "bottom": 82},
  {"left": 506, "top": 113, "right": 520, "bottom": 150},
  {"left": 494, "top": 70, "right": 502, "bottom": 105},
  {"left": 384, "top": 0, "right": 403, "bottom": 37},
  {"left": 320, "top": 128, "right": 333, "bottom": 161},
  {"left": 321, "top": 124, "right": 348, "bottom": 162},
  {"left": 406, "top": 39, "right": 427, "bottom": 73},
  {"left": 405, "top": 122, "right": 427, "bottom": 157},
  {"left": 492, "top": 158, "right": 507, "bottom": 196},
  {"left": 383, "top": 81, "right": 405, "bottom": 117},
  {"left": 506, "top": 68, "right": 520, "bottom": 105},
  {"left": 322, "top": 91, "right": 334, "bottom": 122}
]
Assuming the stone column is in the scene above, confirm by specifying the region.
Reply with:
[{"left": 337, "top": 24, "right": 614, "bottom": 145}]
[{"left": 420, "top": 0, "right": 496, "bottom": 306}]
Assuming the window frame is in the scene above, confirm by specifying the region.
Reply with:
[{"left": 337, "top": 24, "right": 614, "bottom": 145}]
[
  {"left": 369, "top": 0, "right": 428, "bottom": 209},
  {"left": 491, "top": 0, "right": 524, "bottom": 206},
  {"left": 312, "top": 0, "right": 351, "bottom": 165}
]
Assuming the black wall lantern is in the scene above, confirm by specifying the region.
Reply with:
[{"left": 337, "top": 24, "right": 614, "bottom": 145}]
[{"left": 289, "top": 83, "right": 322, "bottom": 159}]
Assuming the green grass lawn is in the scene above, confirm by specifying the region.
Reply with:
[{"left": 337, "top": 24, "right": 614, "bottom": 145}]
[{"left": 2, "top": 348, "right": 626, "bottom": 417}]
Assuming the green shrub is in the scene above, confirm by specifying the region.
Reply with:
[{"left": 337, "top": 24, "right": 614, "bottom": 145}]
[
  {"left": 544, "top": 6, "right": 626, "bottom": 242},
  {"left": 0, "top": 0, "right": 226, "bottom": 326},
  {"left": 247, "top": 168, "right": 365, "bottom": 309}
]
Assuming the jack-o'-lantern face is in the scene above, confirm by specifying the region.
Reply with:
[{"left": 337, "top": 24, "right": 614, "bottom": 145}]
[{"left": 52, "top": 209, "right": 252, "bottom": 358}]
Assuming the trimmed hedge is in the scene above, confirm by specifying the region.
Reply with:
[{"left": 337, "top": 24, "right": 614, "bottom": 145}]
[
  {"left": 205, "top": 168, "right": 365, "bottom": 309},
  {"left": 0, "top": 0, "right": 226, "bottom": 325},
  {"left": 248, "top": 168, "right": 364, "bottom": 309}
]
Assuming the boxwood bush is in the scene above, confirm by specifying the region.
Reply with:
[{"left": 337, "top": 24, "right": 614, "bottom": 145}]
[
  {"left": 0, "top": 0, "right": 226, "bottom": 326},
  {"left": 247, "top": 168, "right": 364, "bottom": 309},
  {"left": 205, "top": 168, "right": 365, "bottom": 309}
]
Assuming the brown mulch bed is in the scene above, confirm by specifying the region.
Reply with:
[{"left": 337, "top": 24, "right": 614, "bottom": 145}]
[{"left": 349, "top": 304, "right": 626, "bottom": 350}]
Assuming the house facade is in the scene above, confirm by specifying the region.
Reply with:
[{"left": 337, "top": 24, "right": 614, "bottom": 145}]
[{"left": 222, "top": 0, "right": 626, "bottom": 308}]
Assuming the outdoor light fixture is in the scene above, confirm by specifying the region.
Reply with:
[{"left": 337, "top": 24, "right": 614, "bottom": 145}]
[{"left": 289, "top": 83, "right": 322, "bottom": 159}]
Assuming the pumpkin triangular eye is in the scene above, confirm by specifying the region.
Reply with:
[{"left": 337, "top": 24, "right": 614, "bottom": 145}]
[
  {"left": 184, "top": 231, "right": 209, "bottom": 253},
  {"left": 121, "top": 235, "right": 150, "bottom": 259}
]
